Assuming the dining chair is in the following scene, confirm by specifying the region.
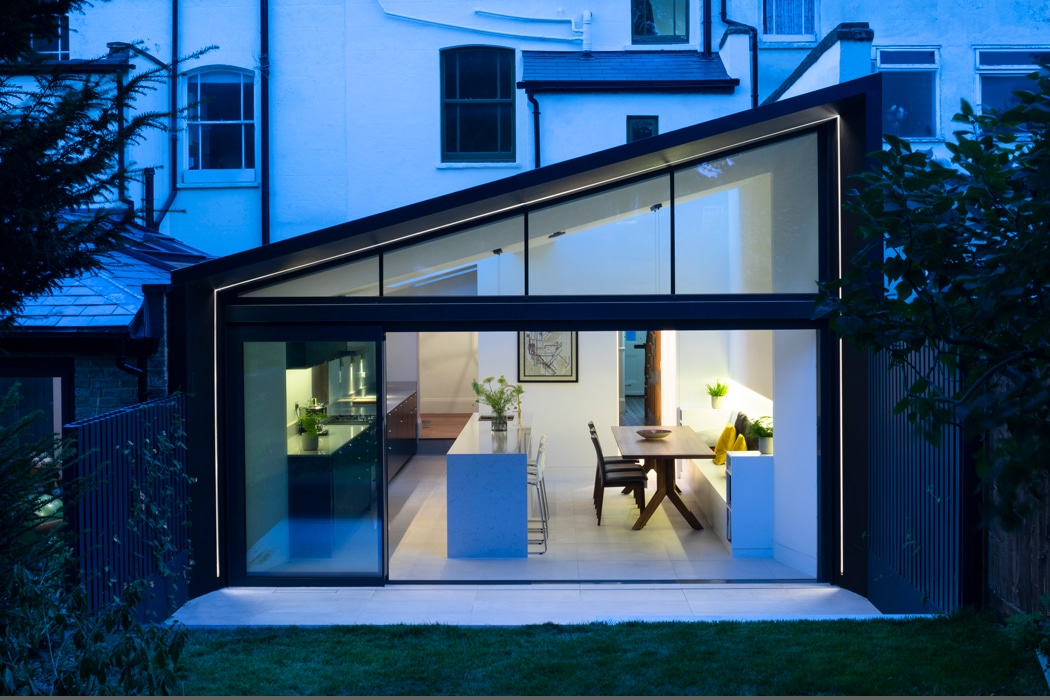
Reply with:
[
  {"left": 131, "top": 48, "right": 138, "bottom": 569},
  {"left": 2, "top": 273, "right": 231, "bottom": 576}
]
[
  {"left": 528, "top": 437, "right": 549, "bottom": 553},
  {"left": 589, "top": 432, "right": 647, "bottom": 525},
  {"left": 587, "top": 421, "right": 644, "bottom": 511}
]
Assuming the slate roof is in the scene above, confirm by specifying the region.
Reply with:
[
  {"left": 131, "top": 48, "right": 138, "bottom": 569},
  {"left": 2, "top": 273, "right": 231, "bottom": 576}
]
[
  {"left": 14, "top": 219, "right": 211, "bottom": 333},
  {"left": 518, "top": 51, "right": 738, "bottom": 91}
]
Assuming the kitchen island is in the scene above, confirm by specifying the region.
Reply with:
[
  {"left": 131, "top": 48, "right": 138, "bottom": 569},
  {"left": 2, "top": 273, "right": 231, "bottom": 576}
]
[{"left": 446, "top": 413, "right": 532, "bottom": 558}]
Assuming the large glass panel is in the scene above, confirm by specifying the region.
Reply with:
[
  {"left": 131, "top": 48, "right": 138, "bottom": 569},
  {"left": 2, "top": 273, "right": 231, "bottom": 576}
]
[
  {"left": 384, "top": 217, "right": 524, "bottom": 296},
  {"left": 674, "top": 133, "right": 819, "bottom": 294},
  {"left": 528, "top": 176, "right": 670, "bottom": 295},
  {"left": 244, "top": 340, "right": 382, "bottom": 577},
  {"left": 240, "top": 256, "right": 380, "bottom": 297}
]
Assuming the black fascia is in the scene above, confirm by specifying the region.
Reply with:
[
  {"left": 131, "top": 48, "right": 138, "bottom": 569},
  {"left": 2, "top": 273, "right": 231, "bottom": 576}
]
[
  {"left": 514, "top": 79, "right": 738, "bottom": 93},
  {"left": 171, "top": 74, "right": 882, "bottom": 294},
  {"left": 223, "top": 294, "right": 824, "bottom": 333}
]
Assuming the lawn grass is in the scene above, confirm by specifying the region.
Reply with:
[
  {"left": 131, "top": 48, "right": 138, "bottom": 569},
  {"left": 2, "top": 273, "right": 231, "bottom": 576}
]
[{"left": 176, "top": 611, "right": 1048, "bottom": 695}]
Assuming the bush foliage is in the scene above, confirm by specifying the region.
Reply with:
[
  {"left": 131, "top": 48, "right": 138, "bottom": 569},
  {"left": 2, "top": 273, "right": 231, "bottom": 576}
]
[
  {"left": 815, "top": 69, "right": 1050, "bottom": 527},
  {"left": 0, "top": 387, "right": 188, "bottom": 695}
]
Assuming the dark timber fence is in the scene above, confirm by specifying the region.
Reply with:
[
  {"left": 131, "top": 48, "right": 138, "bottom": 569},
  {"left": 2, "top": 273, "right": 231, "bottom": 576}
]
[
  {"left": 867, "top": 348, "right": 976, "bottom": 613},
  {"left": 63, "top": 394, "right": 189, "bottom": 621}
]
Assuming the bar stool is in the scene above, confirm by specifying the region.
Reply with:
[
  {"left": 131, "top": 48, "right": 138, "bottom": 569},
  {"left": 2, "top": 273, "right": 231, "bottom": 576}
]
[{"left": 528, "top": 436, "right": 549, "bottom": 553}]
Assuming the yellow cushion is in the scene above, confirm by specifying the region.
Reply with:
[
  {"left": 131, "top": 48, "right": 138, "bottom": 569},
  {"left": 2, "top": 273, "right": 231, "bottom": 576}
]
[
  {"left": 713, "top": 424, "right": 736, "bottom": 466},
  {"left": 730, "top": 434, "right": 748, "bottom": 452}
]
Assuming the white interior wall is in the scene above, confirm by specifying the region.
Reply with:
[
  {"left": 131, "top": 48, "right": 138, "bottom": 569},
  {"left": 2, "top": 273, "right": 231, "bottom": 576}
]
[
  {"left": 771, "top": 329, "right": 818, "bottom": 575},
  {"left": 386, "top": 332, "right": 420, "bottom": 383},
  {"left": 419, "top": 332, "right": 478, "bottom": 413},
  {"left": 478, "top": 331, "right": 618, "bottom": 469},
  {"left": 285, "top": 368, "right": 311, "bottom": 432}
]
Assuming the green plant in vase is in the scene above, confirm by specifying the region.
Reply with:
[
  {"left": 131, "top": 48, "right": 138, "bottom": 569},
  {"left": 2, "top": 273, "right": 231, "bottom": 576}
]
[
  {"left": 471, "top": 375, "right": 524, "bottom": 431},
  {"left": 748, "top": 415, "right": 774, "bottom": 454},
  {"left": 297, "top": 413, "right": 320, "bottom": 451},
  {"left": 706, "top": 380, "right": 729, "bottom": 408}
]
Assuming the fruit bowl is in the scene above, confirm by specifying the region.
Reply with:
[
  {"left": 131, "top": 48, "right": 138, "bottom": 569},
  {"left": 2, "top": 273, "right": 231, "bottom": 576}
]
[{"left": 636, "top": 429, "right": 671, "bottom": 440}]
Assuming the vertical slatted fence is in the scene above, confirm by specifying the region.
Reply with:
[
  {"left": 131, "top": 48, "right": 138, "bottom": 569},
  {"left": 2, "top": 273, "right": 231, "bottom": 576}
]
[
  {"left": 63, "top": 394, "right": 188, "bottom": 620},
  {"left": 868, "top": 348, "right": 966, "bottom": 613}
]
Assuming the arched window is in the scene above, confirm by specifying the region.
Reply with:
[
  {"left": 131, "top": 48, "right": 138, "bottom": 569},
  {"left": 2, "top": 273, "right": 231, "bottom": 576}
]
[
  {"left": 184, "top": 68, "right": 256, "bottom": 183},
  {"left": 440, "top": 47, "right": 515, "bottom": 163}
]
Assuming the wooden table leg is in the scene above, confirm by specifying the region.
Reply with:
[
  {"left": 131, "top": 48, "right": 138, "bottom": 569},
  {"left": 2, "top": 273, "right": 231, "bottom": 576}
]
[
  {"left": 665, "top": 471, "right": 704, "bottom": 530},
  {"left": 631, "top": 465, "right": 667, "bottom": 530},
  {"left": 632, "top": 459, "right": 703, "bottom": 530}
]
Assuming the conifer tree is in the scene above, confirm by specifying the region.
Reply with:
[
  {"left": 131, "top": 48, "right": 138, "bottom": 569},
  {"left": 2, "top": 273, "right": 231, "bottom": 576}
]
[{"left": 0, "top": 0, "right": 171, "bottom": 326}]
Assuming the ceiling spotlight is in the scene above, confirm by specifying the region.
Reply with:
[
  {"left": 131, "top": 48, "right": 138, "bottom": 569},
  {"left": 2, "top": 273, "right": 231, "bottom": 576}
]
[
  {"left": 548, "top": 230, "right": 566, "bottom": 239},
  {"left": 492, "top": 248, "right": 503, "bottom": 255},
  {"left": 650, "top": 203, "right": 663, "bottom": 212}
]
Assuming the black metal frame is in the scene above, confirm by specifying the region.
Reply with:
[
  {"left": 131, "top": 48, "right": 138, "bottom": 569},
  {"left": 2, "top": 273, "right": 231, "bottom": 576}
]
[
  {"left": 223, "top": 323, "right": 387, "bottom": 587},
  {"left": 169, "top": 75, "right": 885, "bottom": 597}
]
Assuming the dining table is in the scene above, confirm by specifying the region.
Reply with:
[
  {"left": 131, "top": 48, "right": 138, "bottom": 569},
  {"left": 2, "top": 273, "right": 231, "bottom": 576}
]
[{"left": 610, "top": 425, "right": 715, "bottom": 531}]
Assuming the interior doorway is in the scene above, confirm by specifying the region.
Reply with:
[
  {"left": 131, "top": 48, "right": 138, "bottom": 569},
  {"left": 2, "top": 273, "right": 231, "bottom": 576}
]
[{"left": 619, "top": 330, "right": 647, "bottom": 425}]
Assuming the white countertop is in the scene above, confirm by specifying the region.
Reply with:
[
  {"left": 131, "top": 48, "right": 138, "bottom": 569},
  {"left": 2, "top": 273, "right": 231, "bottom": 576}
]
[{"left": 448, "top": 413, "right": 532, "bottom": 456}]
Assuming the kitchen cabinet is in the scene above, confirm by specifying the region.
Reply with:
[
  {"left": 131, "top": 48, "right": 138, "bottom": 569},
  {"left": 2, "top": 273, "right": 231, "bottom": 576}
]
[
  {"left": 287, "top": 423, "right": 377, "bottom": 558},
  {"left": 285, "top": 341, "right": 350, "bottom": 369},
  {"left": 386, "top": 391, "right": 418, "bottom": 480}
]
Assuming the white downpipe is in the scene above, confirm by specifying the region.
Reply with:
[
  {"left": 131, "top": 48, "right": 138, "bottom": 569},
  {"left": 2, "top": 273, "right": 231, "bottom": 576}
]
[
  {"left": 582, "top": 10, "right": 593, "bottom": 53},
  {"left": 374, "top": 0, "right": 585, "bottom": 42}
]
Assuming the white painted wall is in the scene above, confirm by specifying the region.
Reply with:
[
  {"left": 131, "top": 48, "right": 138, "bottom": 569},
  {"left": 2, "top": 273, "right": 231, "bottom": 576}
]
[
  {"left": 62, "top": 0, "right": 1050, "bottom": 256},
  {"left": 478, "top": 330, "right": 618, "bottom": 469},
  {"left": 386, "top": 332, "right": 420, "bottom": 383},
  {"left": 419, "top": 332, "right": 477, "bottom": 413}
]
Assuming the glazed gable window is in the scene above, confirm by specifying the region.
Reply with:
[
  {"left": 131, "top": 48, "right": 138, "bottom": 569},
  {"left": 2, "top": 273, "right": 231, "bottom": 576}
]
[
  {"left": 632, "top": 0, "right": 688, "bottom": 44},
  {"left": 184, "top": 69, "right": 256, "bottom": 183},
  {"left": 441, "top": 47, "right": 515, "bottom": 163}
]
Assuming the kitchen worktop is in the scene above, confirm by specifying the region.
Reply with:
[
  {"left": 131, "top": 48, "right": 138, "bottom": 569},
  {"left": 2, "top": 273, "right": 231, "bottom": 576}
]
[
  {"left": 288, "top": 422, "right": 373, "bottom": 456},
  {"left": 386, "top": 382, "right": 417, "bottom": 413}
]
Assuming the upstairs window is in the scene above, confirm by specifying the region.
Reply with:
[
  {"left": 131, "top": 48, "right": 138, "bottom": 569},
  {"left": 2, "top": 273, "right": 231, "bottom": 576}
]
[
  {"left": 632, "top": 0, "right": 688, "bottom": 44},
  {"left": 977, "top": 48, "right": 1050, "bottom": 115},
  {"left": 877, "top": 48, "right": 940, "bottom": 139},
  {"left": 627, "top": 116, "right": 659, "bottom": 142},
  {"left": 441, "top": 47, "right": 515, "bottom": 163},
  {"left": 30, "top": 14, "right": 70, "bottom": 61},
  {"left": 763, "top": 0, "right": 815, "bottom": 39},
  {"left": 185, "top": 69, "right": 256, "bottom": 183}
]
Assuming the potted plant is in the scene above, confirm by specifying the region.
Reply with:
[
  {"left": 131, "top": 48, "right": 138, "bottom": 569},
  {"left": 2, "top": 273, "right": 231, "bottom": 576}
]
[
  {"left": 471, "top": 375, "right": 524, "bottom": 431},
  {"left": 706, "top": 380, "right": 729, "bottom": 409},
  {"left": 297, "top": 413, "right": 320, "bottom": 451},
  {"left": 748, "top": 416, "right": 774, "bottom": 454}
]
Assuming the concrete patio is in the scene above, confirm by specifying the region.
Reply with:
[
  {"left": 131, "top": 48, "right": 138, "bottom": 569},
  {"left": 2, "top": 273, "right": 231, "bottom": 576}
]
[{"left": 170, "top": 581, "right": 885, "bottom": 627}]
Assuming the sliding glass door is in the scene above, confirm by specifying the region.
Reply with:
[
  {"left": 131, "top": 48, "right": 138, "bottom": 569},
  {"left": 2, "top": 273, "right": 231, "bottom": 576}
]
[{"left": 228, "top": 326, "right": 385, "bottom": 583}]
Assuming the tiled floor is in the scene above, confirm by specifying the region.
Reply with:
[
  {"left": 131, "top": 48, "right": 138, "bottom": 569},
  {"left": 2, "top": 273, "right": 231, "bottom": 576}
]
[
  {"left": 387, "top": 441, "right": 810, "bottom": 583},
  {"left": 170, "top": 435, "right": 887, "bottom": 627}
]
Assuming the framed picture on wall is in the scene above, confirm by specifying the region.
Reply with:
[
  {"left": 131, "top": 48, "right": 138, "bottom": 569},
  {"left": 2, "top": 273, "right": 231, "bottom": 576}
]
[{"left": 518, "top": 331, "right": 578, "bottom": 383}]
